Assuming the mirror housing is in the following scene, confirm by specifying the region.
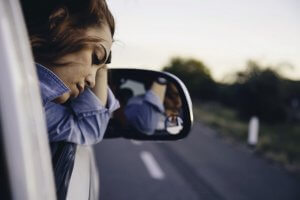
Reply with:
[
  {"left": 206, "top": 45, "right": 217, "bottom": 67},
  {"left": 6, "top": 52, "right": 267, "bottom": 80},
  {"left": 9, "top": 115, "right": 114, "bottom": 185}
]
[{"left": 104, "top": 68, "right": 193, "bottom": 141}]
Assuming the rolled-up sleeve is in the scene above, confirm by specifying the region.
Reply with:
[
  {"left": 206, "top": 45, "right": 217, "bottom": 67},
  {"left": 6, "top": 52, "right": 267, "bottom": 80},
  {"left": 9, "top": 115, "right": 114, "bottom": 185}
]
[
  {"left": 45, "top": 88, "right": 119, "bottom": 145},
  {"left": 124, "top": 91, "right": 165, "bottom": 135}
]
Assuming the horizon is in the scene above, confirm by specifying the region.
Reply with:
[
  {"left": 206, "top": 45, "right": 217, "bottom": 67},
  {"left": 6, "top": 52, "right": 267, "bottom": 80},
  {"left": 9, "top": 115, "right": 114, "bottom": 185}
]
[{"left": 107, "top": 0, "right": 300, "bottom": 82}]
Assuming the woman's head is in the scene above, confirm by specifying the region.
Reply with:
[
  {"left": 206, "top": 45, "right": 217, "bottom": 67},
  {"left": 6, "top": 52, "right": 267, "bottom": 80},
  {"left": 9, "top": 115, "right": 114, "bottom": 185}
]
[
  {"left": 164, "top": 83, "right": 182, "bottom": 116},
  {"left": 23, "top": 0, "right": 114, "bottom": 65},
  {"left": 48, "top": 25, "right": 113, "bottom": 103},
  {"left": 22, "top": 0, "right": 115, "bottom": 103}
]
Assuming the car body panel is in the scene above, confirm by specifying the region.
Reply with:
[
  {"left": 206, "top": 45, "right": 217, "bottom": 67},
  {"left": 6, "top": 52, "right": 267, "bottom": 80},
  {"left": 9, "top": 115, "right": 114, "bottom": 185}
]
[
  {"left": 67, "top": 146, "right": 99, "bottom": 200},
  {"left": 0, "top": 0, "right": 56, "bottom": 199}
]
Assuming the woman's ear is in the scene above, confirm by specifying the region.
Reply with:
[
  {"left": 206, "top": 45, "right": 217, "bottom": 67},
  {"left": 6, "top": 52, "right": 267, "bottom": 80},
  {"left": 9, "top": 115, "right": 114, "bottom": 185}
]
[{"left": 49, "top": 7, "right": 68, "bottom": 29}]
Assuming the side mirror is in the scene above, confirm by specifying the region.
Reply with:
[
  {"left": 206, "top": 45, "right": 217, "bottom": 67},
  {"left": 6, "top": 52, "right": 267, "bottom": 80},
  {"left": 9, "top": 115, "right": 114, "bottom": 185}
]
[{"left": 105, "top": 68, "right": 193, "bottom": 140}]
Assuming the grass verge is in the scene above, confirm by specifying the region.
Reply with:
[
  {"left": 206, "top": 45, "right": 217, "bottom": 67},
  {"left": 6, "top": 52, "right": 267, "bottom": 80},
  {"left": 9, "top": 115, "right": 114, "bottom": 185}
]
[{"left": 193, "top": 100, "right": 300, "bottom": 174}]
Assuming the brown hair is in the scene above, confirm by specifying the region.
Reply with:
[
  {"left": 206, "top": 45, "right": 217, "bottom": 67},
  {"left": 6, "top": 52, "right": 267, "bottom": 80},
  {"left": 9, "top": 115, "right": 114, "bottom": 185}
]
[{"left": 21, "top": 0, "right": 115, "bottom": 66}]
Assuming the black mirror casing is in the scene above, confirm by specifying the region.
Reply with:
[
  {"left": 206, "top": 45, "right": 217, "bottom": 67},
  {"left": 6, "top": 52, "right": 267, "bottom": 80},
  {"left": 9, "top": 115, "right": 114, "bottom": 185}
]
[{"left": 104, "top": 68, "right": 193, "bottom": 141}]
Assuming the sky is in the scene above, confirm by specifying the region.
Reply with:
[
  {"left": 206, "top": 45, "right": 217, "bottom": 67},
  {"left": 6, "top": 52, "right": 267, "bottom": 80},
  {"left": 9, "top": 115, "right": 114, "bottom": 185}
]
[{"left": 107, "top": 0, "right": 300, "bottom": 82}]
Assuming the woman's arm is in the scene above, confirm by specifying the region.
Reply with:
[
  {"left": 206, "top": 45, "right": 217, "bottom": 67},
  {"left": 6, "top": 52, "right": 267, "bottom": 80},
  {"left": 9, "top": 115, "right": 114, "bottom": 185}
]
[
  {"left": 149, "top": 81, "right": 167, "bottom": 103},
  {"left": 92, "top": 65, "right": 108, "bottom": 107},
  {"left": 124, "top": 81, "right": 167, "bottom": 135},
  {"left": 45, "top": 88, "right": 119, "bottom": 145}
]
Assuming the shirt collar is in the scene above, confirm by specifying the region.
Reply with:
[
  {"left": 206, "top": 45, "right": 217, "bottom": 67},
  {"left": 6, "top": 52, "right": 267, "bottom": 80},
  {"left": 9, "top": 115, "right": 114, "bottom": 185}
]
[{"left": 36, "top": 63, "right": 70, "bottom": 104}]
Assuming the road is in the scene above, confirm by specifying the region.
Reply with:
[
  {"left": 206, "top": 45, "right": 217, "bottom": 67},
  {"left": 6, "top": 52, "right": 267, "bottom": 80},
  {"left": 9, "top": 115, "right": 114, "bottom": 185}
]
[{"left": 94, "top": 122, "right": 300, "bottom": 200}]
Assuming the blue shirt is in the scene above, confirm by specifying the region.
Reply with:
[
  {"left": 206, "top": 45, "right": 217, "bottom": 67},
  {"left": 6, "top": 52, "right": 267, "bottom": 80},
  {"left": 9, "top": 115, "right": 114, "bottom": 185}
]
[
  {"left": 124, "top": 90, "right": 165, "bottom": 135},
  {"left": 36, "top": 63, "right": 120, "bottom": 145}
]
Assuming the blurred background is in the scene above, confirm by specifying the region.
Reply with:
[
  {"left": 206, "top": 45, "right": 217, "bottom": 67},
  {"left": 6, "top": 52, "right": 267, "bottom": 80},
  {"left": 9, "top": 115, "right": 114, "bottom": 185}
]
[
  {"left": 109, "top": 0, "right": 300, "bottom": 81},
  {"left": 96, "top": 0, "right": 300, "bottom": 199}
]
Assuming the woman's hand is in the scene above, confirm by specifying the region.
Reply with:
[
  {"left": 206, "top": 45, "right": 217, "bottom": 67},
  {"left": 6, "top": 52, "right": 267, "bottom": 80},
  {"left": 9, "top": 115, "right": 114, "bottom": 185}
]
[{"left": 92, "top": 65, "right": 108, "bottom": 107}]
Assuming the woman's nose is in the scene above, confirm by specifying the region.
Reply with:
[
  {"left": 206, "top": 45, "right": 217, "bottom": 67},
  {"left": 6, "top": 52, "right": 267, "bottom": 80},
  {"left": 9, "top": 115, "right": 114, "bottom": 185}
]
[{"left": 85, "top": 74, "right": 96, "bottom": 88}]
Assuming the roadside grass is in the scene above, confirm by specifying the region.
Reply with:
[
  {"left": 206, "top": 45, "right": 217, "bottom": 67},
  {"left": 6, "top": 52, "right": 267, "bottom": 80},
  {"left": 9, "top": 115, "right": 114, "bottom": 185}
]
[{"left": 193, "top": 100, "right": 300, "bottom": 173}]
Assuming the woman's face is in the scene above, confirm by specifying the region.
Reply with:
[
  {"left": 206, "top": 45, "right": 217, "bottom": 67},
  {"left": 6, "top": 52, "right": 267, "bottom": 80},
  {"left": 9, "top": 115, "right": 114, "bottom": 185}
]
[{"left": 48, "top": 24, "right": 113, "bottom": 103}]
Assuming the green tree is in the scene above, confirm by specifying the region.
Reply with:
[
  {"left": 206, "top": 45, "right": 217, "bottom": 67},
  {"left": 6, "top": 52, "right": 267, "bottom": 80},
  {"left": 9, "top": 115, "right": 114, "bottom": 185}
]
[
  {"left": 163, "top": 57, "right": 217, "bottom": 100},
  {"left": 234, "top": 61, "right": 286, "bottom": 123}
]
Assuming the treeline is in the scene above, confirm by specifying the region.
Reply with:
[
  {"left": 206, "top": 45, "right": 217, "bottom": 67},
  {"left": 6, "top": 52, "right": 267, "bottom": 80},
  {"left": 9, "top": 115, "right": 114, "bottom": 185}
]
[{"left": 163, "top": 57, "right": 300, "bottom": 124}]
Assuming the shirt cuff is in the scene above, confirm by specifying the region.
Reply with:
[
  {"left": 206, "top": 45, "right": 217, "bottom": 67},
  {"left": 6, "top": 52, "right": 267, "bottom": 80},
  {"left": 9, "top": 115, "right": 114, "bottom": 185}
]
[
  {"left": 70, "top": 87, "right": 120, "bottom": 117},
  {"left": 144, "top": 90, "right": 165, "bottom": 113},
  {"left": 106, "top": 87, "right": 120, "bottom": 113}
]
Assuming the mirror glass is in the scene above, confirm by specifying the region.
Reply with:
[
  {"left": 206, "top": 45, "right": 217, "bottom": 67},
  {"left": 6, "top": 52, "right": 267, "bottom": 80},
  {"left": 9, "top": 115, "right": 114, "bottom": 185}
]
[{"left": 106, "top": 69, "right": 192, "bottom": 140}]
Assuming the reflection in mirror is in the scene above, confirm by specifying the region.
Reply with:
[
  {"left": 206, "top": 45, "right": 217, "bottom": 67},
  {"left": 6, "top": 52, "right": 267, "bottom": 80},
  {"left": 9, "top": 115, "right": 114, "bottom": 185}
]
[
  {"left": 114, "top": 77, "right": 183, "bottom": 135},
  {"left": 107, "top": 69, "right": 192, "bottom": 140}
]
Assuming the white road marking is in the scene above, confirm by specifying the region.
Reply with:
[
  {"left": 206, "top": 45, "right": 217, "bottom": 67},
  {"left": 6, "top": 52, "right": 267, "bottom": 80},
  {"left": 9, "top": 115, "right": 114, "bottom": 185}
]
[
  {"left": 140, "top": 151, "right": 165, "bottom": 180},
  {"left": 131, "top": 140, "right": 143, "bottom": 145}
]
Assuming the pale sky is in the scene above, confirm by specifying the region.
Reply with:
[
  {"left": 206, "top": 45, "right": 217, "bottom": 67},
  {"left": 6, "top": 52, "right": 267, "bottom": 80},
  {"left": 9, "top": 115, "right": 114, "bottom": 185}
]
[{"left": 107, "top": 0, "right": 300, "bottom": 82}]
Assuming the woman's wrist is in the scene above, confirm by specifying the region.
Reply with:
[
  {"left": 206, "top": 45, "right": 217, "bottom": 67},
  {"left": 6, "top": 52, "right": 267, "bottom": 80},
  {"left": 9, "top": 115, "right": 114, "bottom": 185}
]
[
  {"left": 150, "top": 81, "right": 167, "bottom": 103},
  {"left": 93, "top": 65, "right": 108, "bottom": 106}
]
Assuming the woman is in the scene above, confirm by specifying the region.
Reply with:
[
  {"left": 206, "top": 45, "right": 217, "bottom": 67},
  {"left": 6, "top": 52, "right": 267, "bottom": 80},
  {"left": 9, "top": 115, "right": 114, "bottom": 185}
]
[
  {"left": 21, "top": 0, "right": 119, "bottom": 198},
  {"left": 124, "top": 79, "right": 182, "bottom": 135}
]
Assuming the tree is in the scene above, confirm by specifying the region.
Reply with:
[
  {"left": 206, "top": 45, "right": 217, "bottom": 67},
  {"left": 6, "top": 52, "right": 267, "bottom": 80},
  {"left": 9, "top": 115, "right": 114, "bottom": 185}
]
[
  {"left": 163, "top": 57, "right": 217, "bottom": 100},
  {"left": 234, "top": 61, "right": 286, "bottom": 123}
]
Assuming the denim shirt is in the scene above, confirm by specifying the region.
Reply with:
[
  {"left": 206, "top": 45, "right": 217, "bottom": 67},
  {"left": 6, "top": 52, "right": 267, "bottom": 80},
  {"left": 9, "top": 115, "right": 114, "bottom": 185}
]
[
  {"left": 124, "top": 90, "right": 165, "bottom": 135},
  {"left": 36, "top": 63, "right": 120, "bottom": 145}
]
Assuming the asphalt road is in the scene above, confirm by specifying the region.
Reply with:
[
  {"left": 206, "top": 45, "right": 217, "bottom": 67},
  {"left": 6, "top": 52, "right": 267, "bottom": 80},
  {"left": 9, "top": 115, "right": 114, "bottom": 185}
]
[{"left": 94, "top": 122, "right": 300, "bottom": 200}]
